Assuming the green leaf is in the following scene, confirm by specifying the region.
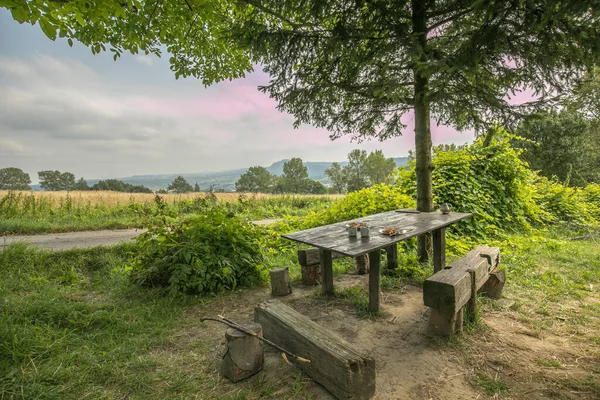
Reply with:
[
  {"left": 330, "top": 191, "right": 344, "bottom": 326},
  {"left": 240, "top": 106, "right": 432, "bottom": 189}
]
[{"left": 39, "top": 19, "right": 57, "bottom": 41}]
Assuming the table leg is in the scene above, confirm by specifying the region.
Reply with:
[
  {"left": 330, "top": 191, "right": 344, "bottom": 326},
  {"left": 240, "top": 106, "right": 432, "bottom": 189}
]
[
  {"left": 385, "top": 244, "right": 398, "bottom": 270},
  {"left": 432, "top": 227, "right": 446, "bottom": 273},
  {"left": 368, "top": 249, "right": 381, "bottom": 312},
  {"left": 319, "top": 248, "right": 334, "bottom": 295}
]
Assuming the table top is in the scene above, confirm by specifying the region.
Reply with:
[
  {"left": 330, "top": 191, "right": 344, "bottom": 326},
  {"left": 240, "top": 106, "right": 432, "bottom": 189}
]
[{"left": 282, "top": 210, "right": 471, "bottom": 257}]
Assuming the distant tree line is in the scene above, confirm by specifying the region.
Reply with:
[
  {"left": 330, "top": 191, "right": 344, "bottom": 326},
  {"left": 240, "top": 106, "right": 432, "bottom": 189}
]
[
  {"left": 235, "top": 158, "right": 327, "bottom": 194},
  {"left": 0, "top": 168, "right": 212, "bottom": 194}
]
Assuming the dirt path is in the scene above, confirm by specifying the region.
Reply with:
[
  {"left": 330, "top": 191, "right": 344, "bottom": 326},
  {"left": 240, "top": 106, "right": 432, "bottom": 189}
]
[{"left": 0, "top": 219, "right": 281, "bottom": 252}]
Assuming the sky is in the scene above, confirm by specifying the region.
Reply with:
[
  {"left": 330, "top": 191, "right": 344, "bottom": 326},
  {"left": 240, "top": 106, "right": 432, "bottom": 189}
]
[{"left": 0, "top": 9, "right": 474, "bottom": 183}]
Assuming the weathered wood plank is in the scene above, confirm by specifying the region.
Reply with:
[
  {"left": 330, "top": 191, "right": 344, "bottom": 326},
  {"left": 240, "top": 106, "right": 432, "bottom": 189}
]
[
  {"left": 297, "top": 248, "right": 345, "bottom": 267},
  {"left": 254, "top": 300, "right": 376, "bottom": 400},
  {"left": 282, "top": 211, "right": 472, "bottom": 257},
  {"left": 320, "top": 248, "right": 334, "bottom": 295},
  {"left": 368, "top": 250, "right": 381, "bottom": 312},
  {"left": 423, "top": 246, "right": 500, "bottom": 314}
]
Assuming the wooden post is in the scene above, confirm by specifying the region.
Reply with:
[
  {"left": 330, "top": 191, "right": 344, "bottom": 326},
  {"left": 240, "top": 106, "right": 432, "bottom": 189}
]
[
  {"left": 301, "top": 264, "right": 321, "bottom": 285},
  {"left": 320, "top": 248, "right": 334, "bottom": 295},
  {"left": 480, "top": 269, "right": 505, "bottom": 299},
  {"left": 368, "top": 250, "right": 381, "bottom": 312},
  {"left": 385, "top": 244, "right": 398, "bottom": 270},
  {"left": 221, "top": 323, "right": 264, "bottom": 382},
  {"left": 428, "top": 308, "right": 461, "bottom": 335},
  {"left": 432, "top": 227, "right": 445, "bottom": 273},
  {"left": 355, "top": 255, "right": 369, "bottom": 275},
  {"left": 270, "top": 268, "right": 292, "bottom": 296}
]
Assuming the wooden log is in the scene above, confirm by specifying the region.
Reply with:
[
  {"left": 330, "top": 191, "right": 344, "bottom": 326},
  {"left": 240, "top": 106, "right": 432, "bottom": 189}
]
[
  {"left": 221, "top": 323, "right": 264, "bottom": 382},
  {"left": 423, "top": 246, "right": 500, "bottom": 314},
  {"left": 355, "top": 255, "right": 369, "bottom": 275},
  {"left": 254, "top": 300, "right": 376, "bottom": 400},
  {"left": 320, "top": 248, "right": 334, "bottom": 295},
  {"left": 368, "top": 250, "right": 381, "bottom": 312},
  {"left": 301, "top": 264, "right": 321, "bottom": 285},
  {"left": 270, "top": 268, "right": 292, "bottom": 296},
  {"left": 480, "top": 269, "right": 506, "bottom": 299},
  {"left": 297, "top": 248, "right": 345, "bottom": 267}
]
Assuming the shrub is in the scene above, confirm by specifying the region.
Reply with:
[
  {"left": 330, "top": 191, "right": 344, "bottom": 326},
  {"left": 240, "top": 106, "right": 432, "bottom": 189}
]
[
  {"left": 279, "top": 184, "right": 415, "bottom": 231},
  {"left": 534, "top": 177, "right": 592, "bottom": 224},
  {"left": 397, "top": 132, "right": 544, "bottom": 237},
  {"left": 128, "top": 208, "right": 266, "bottom": 295}
]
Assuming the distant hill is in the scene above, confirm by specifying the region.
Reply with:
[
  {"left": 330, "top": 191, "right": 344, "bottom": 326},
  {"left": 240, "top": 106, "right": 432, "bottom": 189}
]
[{"left": 32, "top": 157, "right": 409, "bottom": 192}]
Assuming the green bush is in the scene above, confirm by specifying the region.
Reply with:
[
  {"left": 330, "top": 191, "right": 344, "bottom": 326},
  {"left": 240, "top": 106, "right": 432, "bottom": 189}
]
[
  {"left": 279, "top": 184, "right": 415, "bottom": 231},
  {"left": 397, "top": 132, "right": 544, "bottom": 237},
  {"left": 582, "top": 183, "right": 600, "bottom": 218},
  {"left": 128, "top": 208, "right": 266, "bottom": 295},
  {"left": 534, "top": 177, "right": 592, "bottom": 224}
]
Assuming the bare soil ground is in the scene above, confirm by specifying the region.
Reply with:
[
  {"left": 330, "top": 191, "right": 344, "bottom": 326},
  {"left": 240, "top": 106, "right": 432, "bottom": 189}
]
[{"left": 156, "top": 273, "right": 600, "bottom": 399}]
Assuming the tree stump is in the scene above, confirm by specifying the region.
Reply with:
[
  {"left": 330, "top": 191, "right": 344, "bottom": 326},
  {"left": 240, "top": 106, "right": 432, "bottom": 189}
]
[
  {"left": 355, "top": 255, "right": 369, "bottom": 275},
  {"left": 301, "top": 264, "right": 321, "bottom": 285},
  {"left": 270, "top": 268, "right": 292, "bottom": 296},
  {"left": 221, "top": 323, "right": 264, "bottom": 383}
]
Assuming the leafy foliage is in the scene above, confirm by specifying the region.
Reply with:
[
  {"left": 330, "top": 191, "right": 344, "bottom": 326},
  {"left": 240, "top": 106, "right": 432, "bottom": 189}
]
[
  {"left": 38, "top": 170, "right": 76, "bottom": 191},
  {"left": 0, "top": 167, "right": 31, "bottom": 190},
  {"left": 167, "top": 176, "right": 194, "bottom": 194},
  {"left": 128, "top": 208, "right": 266, "bottom": 295},
  {"left": 366, "top": 150, "right": 396, "bottom": 185},
  {"left": 92, "top": 179, "right": 152, "bottom": 193},
  {"left": 343, "top": 149, "right": 369, "bottom": 192},
  {"left": 396, "top": 132, "right": 547, "bottom": 237},
  {"left": 235, "top": 166, "right": 275, "bottom": 193},
  {"left": 512, "top": 111, "right": 600, "bottom": 186},
  {"left": 324, "top": 162, "right": 346, "bottom": 194}
]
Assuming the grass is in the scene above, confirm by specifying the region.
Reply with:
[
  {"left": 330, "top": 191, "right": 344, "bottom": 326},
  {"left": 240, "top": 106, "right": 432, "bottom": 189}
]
[
  {"left": 0, "top": 244, "right": 192, "bottom": 399},
  {"left": 1, "top": 225, "right": 599, "bottom": 398},
  {"left": 471, "top": 373, "right": 509, "bottom": 396},
  {"left": 0, "top": 191, "right": 340, "bottom": 235}
]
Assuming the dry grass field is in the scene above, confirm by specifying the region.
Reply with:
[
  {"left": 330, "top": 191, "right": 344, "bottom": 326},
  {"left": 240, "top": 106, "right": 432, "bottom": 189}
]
[{"left": 0, "top": 190, "right": 344, "bottom": 208}]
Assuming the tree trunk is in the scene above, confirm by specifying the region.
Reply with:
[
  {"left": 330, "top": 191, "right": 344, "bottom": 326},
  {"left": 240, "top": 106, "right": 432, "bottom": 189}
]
[{"left": 412, "top": 0, "right": 433, "bottom": 262}]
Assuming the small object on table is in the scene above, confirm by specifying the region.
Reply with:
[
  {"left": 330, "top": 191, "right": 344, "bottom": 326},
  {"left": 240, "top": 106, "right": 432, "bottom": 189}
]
[
  {"left": 439, "top": 203, "right": 452, "bottom": 214},
  {"left": 220, "top": 322, "right": 264, "bottom": 382},
  {"left": 379, "top": 227, "right": 399, "bottom": 236},
  {"left": 360, "top": 225, "right": 370, "bottom": 237},
  {"left": 270, "top": 267, "right": 292, "bottom": 296},
  {"left": 348, "top": 226, "right": 357, "bottom": 237}
]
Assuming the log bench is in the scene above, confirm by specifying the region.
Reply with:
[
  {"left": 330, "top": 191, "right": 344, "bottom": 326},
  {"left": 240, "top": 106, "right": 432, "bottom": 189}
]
[
  {"left": 423, "top": 246, "right": 504, "bottom": 334},
  {"left": 255, "top": 299, "right": 376, "bottom": 400}
]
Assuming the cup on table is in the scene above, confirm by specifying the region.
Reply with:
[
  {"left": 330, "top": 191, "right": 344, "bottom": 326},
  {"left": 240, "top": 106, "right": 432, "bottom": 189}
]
[
  {"left": 360, "top": 226, "right": 370, "bottom": 237},
  {"left": 348, "top": 226, "right": 358, "bottom": 237}
]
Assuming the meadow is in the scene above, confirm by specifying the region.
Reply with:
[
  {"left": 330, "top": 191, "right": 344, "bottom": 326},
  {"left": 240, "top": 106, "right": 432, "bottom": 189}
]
[
  {"left": 1, "top": 136, "right": 599, "bottom": 399},
  {"left": 0, "top": 190, "right": 342, "bottom": 235}
]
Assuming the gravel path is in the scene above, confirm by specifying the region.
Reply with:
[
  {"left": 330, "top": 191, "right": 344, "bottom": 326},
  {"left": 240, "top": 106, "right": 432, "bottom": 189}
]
[{"left": 0, "top": 219, "right": 281, "bottom": 252}]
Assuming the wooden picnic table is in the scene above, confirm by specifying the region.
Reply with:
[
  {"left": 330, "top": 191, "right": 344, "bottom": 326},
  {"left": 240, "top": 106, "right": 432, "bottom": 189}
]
[{"left": 282, "top": 210, "right": 472, "bottom": 311}]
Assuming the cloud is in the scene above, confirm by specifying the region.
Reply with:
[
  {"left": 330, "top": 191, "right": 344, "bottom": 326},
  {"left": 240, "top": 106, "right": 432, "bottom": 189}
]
[
  {"left": 136, "top": 55, "right": 154, "bottom": 66},
  {"left": 0, "top": 53, "right": 473, "bottom": 183}
]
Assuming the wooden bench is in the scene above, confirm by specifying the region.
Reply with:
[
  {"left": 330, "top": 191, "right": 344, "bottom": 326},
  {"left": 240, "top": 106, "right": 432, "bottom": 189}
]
[
  {"left": 255, "top": 299, "right": 376, "bottom": 400},
  {"left": 423, "top": 246, "right": 504, "bottom": 334}
]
